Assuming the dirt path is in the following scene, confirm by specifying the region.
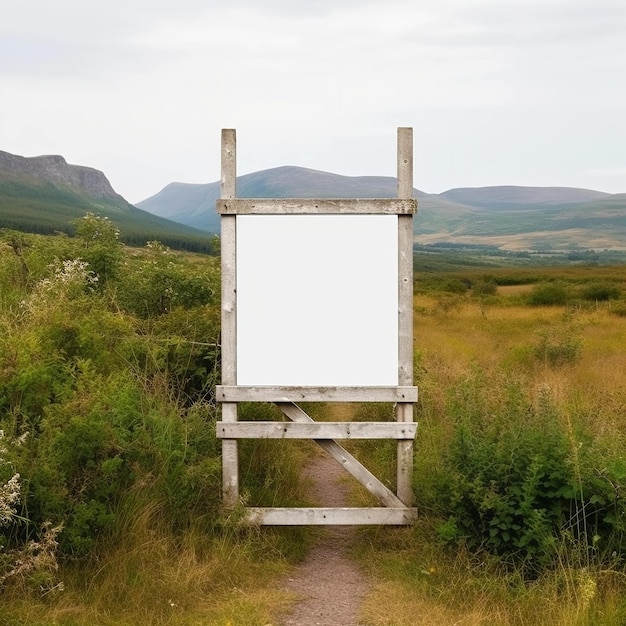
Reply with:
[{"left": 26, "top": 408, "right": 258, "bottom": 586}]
[{"left": 281, "top": 452, "right": 370, "bottom": 626}]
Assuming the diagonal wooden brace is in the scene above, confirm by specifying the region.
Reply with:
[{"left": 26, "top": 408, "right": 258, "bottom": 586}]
[{"left": 277, "top": 402, "right": 405, "bottom": 508}]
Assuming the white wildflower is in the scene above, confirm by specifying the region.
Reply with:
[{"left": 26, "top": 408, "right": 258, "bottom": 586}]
[
  {"left": 1, "top": 430, "right": 22, "bottom": 527},
  {"left": 0, "top": 473, "right": 21, "bottom": 527}
]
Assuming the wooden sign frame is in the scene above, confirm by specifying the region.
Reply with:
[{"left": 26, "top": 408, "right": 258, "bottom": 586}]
[{"left": 216, "top": 128, "right": 418, "bottom": 525}]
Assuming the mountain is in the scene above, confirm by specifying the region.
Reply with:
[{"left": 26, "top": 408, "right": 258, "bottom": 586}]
[
  {"left": 0, "top": 151, "right": 126, "bottom": 201},
  {"left": 137, "top": 166, "right": 457, "bottom": 235},
  {"left": 137, "top": 166, "right": 626, "bottom": 251},
  {"left": 0, "top": 151, "right": 216, "bottom": 252}
]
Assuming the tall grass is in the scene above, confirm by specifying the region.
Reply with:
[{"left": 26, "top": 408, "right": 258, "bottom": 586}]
[
  {"left": 353, "top": 274, "right": 626, "bottom": 625},
  {"left": 5, "top": 233, "right": 626, "bottom": 625},
  {"left": 0, "top": 230, "right": 309, "bottom": 625}
]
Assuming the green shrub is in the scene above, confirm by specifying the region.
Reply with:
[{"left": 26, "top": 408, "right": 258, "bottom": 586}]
[
  {"left": 423, "top": 373, "right": 626, "bottom": 576},
  {"left": 0, "top": 225, "right": 225, "bottom": 561},
  {"left": 12, "top": 371, "right": 223, "bottom": 556},
  {"left": 527, "top": 282, "right": 568, "bottom": 306},
  {"left": 440, "top": 278, "right": 470, "bottom": 294},
  {"left": 472, "top": 278, "right": 498, "bottom": 297},
  {"left": 115, "top": 242, "right": 219, "bottom": 318},
  {"left": 578, "top": 281, "right": 621, "bottom": 302},
  {"left": 73, "top": 213, "right": 123, "bottom": 284}
]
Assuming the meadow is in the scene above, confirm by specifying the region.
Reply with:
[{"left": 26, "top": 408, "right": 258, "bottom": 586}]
[
  {"left": 2, "top": 219, "right": 626, "bottom": 624},
  {"left": 354, "top": 266, "right": 626, "bottom": 625}
]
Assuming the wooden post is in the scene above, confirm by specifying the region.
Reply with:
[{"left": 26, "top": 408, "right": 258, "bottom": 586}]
[
  {"left": 396, "top": 127, "right": 415, "bottom": 506},
  {"left": 397, "top": 127, "right": 413, "bottom": 200},
  {"left": 220, "top": 129, "right": 239, "bottom": 508}
]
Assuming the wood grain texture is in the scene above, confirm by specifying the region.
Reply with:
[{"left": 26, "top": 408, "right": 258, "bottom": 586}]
[
  {"left": 246, "top": 507, "right": 418, "bottom": 525},
  {"left": 216, "top": 421, "right": 417, "bottom": 439},
  {"left": 216, "top": 385, "right": 418, "bottom": 403},
  {"left": 216, "top": 197, "right": 417, "bottom": 215}
]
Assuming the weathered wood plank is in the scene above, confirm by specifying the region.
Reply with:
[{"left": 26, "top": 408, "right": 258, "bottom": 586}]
[
  {"left": 398, "top": 213, "right": 414, "bottom": 386},
  {"left": 245, "top": 507, "right": 418, "bottom": 525},
  {"left": 220, "top": 129, "right": 239, "bottom": 509},
  {"left": 396, "top": 403, "right": 415, "bottom": 506},
  {"left": 220, "top": 218, "right": 237, "bottom": 386},
  {"left": 219, "top": 129, "right": 238, "bottom": 386},
  {"left": 216, "top": 385, "right": 418, "bottom": 403},
  {"left": 221, "top": 129, "right": 237, "bottom": 199},
  {"left": 216, "top": 198, "right": 417, "bottom": 215},
  {"left": 216, "top": 421, "right": 417, "bottom": 440},
  {"left": 397, "top": 127, "right": 414, "bottom": 200},
  {"left": 396, "top": 128, "right": 416, "bottom": 508},
  {"left": 221, "top": 404, "right": 239, "bottom": 508},
  {"left": 278, "top": 403, "right": 406, "bottom": 508}
]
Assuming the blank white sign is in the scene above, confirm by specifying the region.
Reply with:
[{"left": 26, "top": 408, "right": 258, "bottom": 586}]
[{"left": 236, "top": 214, "right": 398, "bottom": 386}]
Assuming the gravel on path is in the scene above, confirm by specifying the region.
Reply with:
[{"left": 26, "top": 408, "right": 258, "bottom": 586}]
[{"left": 280, "top": 453, "right": 370, "bottom": 626}]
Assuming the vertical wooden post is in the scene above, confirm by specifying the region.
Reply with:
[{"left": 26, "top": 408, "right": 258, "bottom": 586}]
[
  {"left": 220, "top": 129, "right": 239, "bottom": 508},
  {"left": 396, "top": 127, "right": 415, "bottom": 506},
  {"left": 221, "top": 129, "right": 237, "bottom": 199},
  {"left": 397, "top": 127, "right": 413, "bottom": 200}
]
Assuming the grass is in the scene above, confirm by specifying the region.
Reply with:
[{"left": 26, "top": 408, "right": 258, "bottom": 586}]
[
  {"left": 358, "top": 524, "right": 626, "bottom": 626},
  {"left": 4, "top": 259, "right": 626, "bottom": 625},
  {"left": 0, "top": 504, "right": 303, "bottom": 626},
  {"left": 349, "top": 267, "right": 626, "bottom": 626}
]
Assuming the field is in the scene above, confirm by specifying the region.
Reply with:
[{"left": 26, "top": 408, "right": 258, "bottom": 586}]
[
  {"left": 2, "top": 225, "right": 626, "bottom": 624},
  {"left": 354, "top": 266, "right": 626, "bottom": 625}
]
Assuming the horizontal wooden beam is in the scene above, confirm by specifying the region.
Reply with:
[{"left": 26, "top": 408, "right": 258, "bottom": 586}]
[
  {"left": 216, "top": 421, "right": 417, "bottom": 440},
  {"left": 216, "top": 198, "right": 417, "bottom": 215},
  {"left": 244, "top": 507, "right": 418, "bottom": 525},
  {"left": 216, "top": 385, "right": 418, "bottom": 403}
]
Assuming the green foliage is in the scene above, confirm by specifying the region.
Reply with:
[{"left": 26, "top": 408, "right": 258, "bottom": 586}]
[
  {"left": 472, "top": 277, "right": 498, "bottom": 297},
  {"left": 237, "top": 403, "right": 308, "bottom": 508},
  {"left": 0, "top": 219, "right": 231, "bottom": 563},
  {"left": 418, "top": 276, "right": 470, "bottom": 295},
  {"left": 424, "top": 372, "right": 626, "bottom": 576},
  {"left": 578, "top": 281, "right": 621, "bottom": 302},
  {"left": 0, "top": 180, "right": 218, "bottom": 254},
  {"left": 73, "top": 213, "right": 123, "bottom": 283},
  {"left": 527, "top": 281, "right": 568, "bottom": 306},
  {"left": 114, "top": 241, "right": 219, "bottom": 317},
  {"left": 18, "top": 373, "right": 222, "bottom": 555}
]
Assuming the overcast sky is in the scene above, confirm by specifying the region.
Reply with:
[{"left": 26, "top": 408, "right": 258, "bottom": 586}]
[{"left": 2, "top": 0, "right": 625, "bottom": 203}]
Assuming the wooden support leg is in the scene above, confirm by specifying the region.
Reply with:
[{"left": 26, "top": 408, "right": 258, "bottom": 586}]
[
  {"left": 221, "top": 402, "right": 239, "bottom": 508},
  {"left": 396, "top": 403, "right": 414, "bottom": 506}
]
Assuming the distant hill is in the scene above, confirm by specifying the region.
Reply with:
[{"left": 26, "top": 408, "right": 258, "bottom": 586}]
[
  {"left": 427, "top": 186, "right": 626, "bottom": 251},
  {"left": 3, "top": 150, "right": 624, "bottom": 254},
  {"left": 137, "top": 166, "right": 461, "bottom": 235},
  {"left": 0, "top": 150, "right": 216, "bottom": 252},
  {"left": 439, "top": 186, "right": 609, "bottom": 207},
  {"left": 137, "top": 166, "right": 626, "bottom": 251}
]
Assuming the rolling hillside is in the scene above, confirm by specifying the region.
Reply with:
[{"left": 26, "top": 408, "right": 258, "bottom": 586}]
[
  {"left": 0, "top": 151, "right": 216, "bottom": 252},
  {"left": 136, "top": 166, "right": 442, "bottom": 234},
  {"left": 137, "top": 166, "right": 626, "bottom": 251},
  {"left": 3, "top": 148, "right": 625, "bottom": 254}
]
